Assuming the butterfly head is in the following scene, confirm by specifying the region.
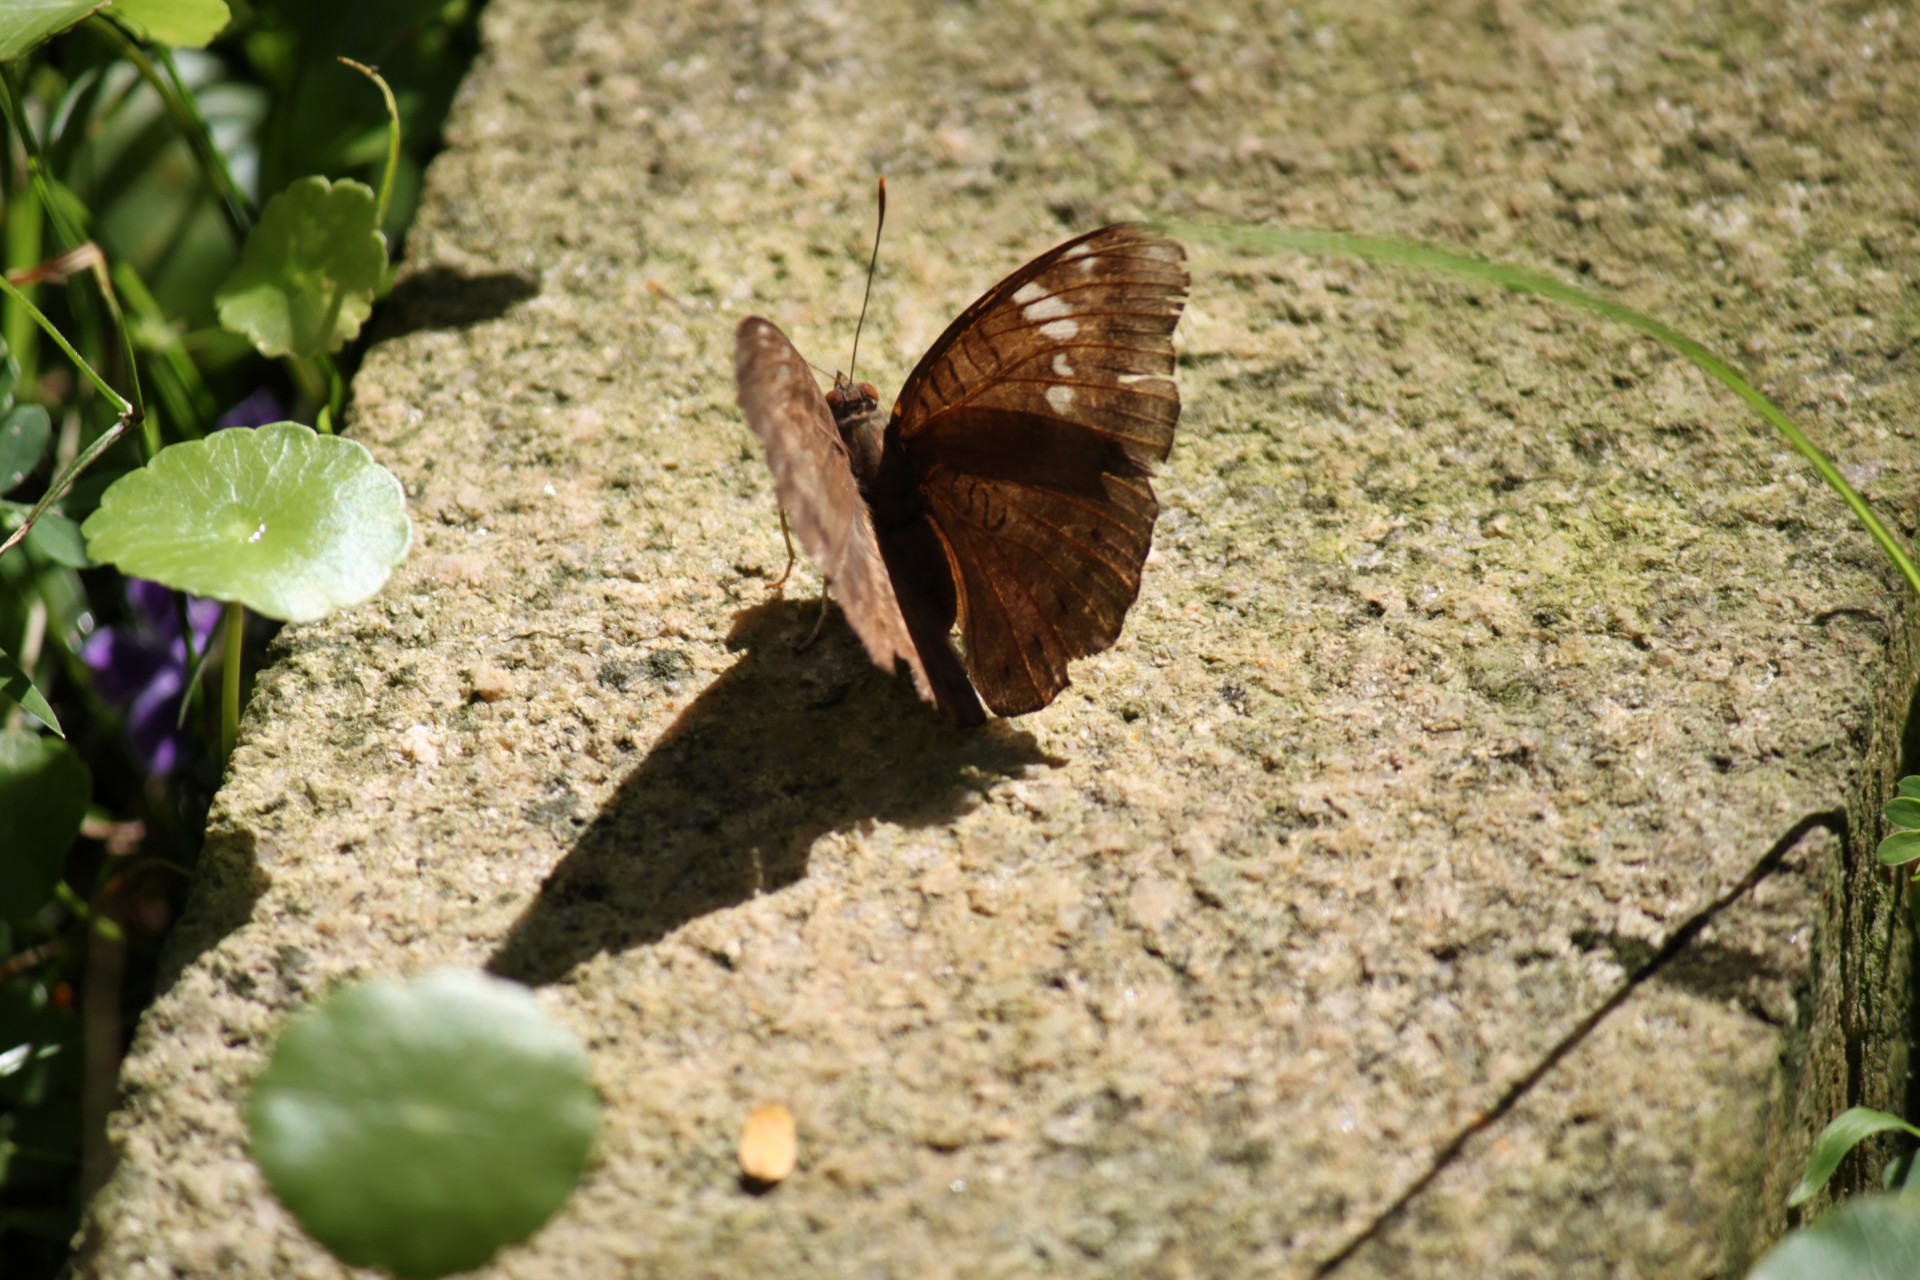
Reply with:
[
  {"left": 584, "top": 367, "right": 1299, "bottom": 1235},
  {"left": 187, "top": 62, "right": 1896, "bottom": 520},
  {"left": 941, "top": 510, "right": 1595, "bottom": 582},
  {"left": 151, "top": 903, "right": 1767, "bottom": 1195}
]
[
  {"left": 825, "top": 374, "right": 880, "bottom": 414},
  {"left": 826, "top": 374, "right": 887, "bottom": 486}
]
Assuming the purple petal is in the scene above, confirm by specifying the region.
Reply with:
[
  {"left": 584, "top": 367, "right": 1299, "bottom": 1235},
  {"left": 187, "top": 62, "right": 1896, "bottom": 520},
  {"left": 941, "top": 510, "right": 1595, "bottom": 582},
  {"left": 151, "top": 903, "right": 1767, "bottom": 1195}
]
[
  {"left": 81, "top": 627, "right": 171, "bottom": 704},
  {"left": 215, "top": 387, "right": 289, "bottom": 431}
]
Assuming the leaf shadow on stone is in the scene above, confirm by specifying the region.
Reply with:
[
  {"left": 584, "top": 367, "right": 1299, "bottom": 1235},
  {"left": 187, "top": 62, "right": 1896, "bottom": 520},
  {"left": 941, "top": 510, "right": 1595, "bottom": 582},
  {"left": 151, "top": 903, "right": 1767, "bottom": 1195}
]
[
  {"left": 487, "top": 597, "right": 1055, "bottom": 987},
  {"left": 372, "top": 266, "right": 540, "bottom": 343},
  {"left": 152, "top": 826, "right": 270, "bottom": 994}
]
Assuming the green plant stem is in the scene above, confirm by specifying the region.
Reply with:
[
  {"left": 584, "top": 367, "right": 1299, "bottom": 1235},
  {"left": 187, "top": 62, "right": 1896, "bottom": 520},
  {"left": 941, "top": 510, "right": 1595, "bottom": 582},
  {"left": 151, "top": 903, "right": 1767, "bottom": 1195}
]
[
  {"left": 0, "top": 65, "right": 86, "bottom": 249},
  {"left": 0, "top": 66, "right": 150, "bottom": 448},
  {"left": 0, "top": 275, "right": 133, "bottom": 417},
  {"left": 1162, "top": 220, "right": 1920, "bottom": 604},
  {"left": 54, "top": 881, "right": 124, "bottom": 941},
  {"left": 0, "top": 413, "right": 132, "bottom": 559},
  {"left": 113, "top": 261, "right": 217, "bottom": 433},
  {"left": 337, "top": 58, "right": 402, "bottom": 232},
  {"left": 220, "top": 601, "right": 243, "bottom": 763},
  {"left": 286, "top": 355, "right": 328, "bottom": 428},
  {"left": 87, "top": 18, "right": 252, "bottom": 241},
  {"left": 4, "top": 173, "right": 43, "bottom": 389}
]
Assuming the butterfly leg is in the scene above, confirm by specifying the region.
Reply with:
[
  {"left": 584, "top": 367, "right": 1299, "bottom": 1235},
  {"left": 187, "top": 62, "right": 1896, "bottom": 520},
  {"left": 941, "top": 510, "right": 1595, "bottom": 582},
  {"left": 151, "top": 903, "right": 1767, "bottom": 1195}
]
[
  {"left": 768, "top": 509, "right": 798, "bottom": 592},
  {"left": 793, "top": 591, "right": 832, "bottom": 652}
]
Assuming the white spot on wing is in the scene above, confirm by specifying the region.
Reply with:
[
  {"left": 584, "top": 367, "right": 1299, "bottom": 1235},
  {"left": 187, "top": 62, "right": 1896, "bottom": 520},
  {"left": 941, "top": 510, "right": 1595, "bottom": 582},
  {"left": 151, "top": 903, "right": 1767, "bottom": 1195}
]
[
  {"left": 1040, "top": 318, "right": 1079, "bottom": 340},
  {"left": 1022, "top": 294, "right": 1072, "bottom": 322},
  {"left": 1052, "top": 353, "right": 1074, "bottom": 376},
  {"left": 1012, "top": 282, "right": 1046, "bottom": 304},
  {"left": 1046, "top": 385, "right": 1075, "bottom": 413}
]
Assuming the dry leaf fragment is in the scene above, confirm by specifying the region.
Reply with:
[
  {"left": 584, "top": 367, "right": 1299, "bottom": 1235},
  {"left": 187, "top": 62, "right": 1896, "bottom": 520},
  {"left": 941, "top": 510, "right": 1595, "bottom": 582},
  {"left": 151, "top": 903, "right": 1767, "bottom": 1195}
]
[{"left": 739, "top": 1103, "right": 798, "bottom": 1185}]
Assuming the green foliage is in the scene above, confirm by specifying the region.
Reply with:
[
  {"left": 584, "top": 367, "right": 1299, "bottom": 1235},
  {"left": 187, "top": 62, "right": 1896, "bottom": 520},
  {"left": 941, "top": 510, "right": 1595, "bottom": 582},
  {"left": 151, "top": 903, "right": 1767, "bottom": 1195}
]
[
  {"left": 250, "top": 970, "right": 601, "bottom": 1279},
  {"left": 1749, "top": 1195, "right": 1920, "bottom": 1280},
  {"left": 215, "top": 177, "right": 387, "bottom": 359},
  {"left": 0, "top": 5, "right": 473, "bottom": 1272},
  {"left": 0, "top": 2, "right": 104, "bottom": 61},
  {"left": 0, "top": 649, "right": 61, "bottom": 735},
  {"left": 0, "top": 730, "right": 88, "bottom": 916},
  {"left": 1789, "top": 1107, "right": 1920, "bottom": 1207},
  {"left": 22, "top": 513, "right": 88, "bottom": 568},
  {"left": 113, "top": 0, "right": 231, "bottom": 48},
  {"left": 81, "top": 421, "right": 411, "bottom": 622},
  {"left": 0, "top": 406, "right": 51, "bottom": 494},
  {"left": 1879, "top": 778, "right": 1920, "bottom": 869}
]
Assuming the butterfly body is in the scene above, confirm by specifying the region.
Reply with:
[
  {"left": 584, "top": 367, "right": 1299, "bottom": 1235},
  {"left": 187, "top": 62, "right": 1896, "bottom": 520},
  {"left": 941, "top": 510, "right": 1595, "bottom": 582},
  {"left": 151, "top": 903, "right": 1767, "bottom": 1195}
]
[{"left": 735, "top": 223, "right": 1187, "bottom": 726}]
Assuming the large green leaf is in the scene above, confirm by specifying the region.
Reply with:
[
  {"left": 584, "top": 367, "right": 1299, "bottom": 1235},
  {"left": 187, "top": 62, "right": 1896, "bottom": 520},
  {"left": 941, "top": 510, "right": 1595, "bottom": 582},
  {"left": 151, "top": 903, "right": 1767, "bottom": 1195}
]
[
  {"left": 113, "top": 0, "right": 227, "bottom": 46},
  {"left": 1750, "top": 1194, "right": 1920, "bottom": 1280},
  {"left": 0, "top": 730, "right": 89, "bottom": 916},
  {"left": 81, "top": 422, "right": 411, "bottom": 623},
  {"left": 250, "top": 969, "right": 600, "bottom": 1279},
  {"left": 0, "top": 0, "right": 107, "bottom": 60},
  {"left": 215, "top": 177, "right": 387, "bottom": 359}
]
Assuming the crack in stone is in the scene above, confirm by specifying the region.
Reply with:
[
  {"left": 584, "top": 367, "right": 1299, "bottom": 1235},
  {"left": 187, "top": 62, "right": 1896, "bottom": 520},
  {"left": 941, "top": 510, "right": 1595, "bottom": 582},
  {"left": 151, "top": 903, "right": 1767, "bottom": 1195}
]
[{"left": 1311, "top": 808, "right": 1846, "bottom": 1277}]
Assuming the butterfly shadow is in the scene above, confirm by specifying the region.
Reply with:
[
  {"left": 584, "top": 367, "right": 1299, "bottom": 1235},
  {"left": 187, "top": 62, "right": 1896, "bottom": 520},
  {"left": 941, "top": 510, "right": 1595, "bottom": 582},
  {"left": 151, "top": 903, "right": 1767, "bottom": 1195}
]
[{"left": 486, "top": 597, "right": 1055, "bottom": 987}]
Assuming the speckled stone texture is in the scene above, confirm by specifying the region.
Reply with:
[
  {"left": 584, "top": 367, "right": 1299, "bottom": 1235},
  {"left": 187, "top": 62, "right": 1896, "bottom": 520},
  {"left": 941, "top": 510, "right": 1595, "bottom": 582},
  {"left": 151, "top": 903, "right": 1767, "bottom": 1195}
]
[{"left": 78, "top": 1, "right": 1918, "bottom": 1276}]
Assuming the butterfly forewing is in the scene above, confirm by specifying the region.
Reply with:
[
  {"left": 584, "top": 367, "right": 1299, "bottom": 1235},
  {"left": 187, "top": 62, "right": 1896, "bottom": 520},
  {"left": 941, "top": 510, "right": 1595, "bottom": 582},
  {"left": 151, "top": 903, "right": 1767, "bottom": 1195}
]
[
  {"left": 893, "top": 224, "right": 1186, "bottom": 462},
  {"left": 733, "top": 317, "right": 932, "bottom": 703},
  {"left": 884, "top": 225, "right": 1188, "bottom": 713}
]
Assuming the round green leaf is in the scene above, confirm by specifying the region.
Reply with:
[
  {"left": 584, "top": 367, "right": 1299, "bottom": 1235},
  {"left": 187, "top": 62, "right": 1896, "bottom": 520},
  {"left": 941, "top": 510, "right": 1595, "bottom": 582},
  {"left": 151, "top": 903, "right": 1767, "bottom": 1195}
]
[
  {"left": 1876, "top": 831, "right": 1920, "bottom": 868},
  {"left": 0, "top": 405, "right": 50, "bottom": 495},
  {"left": 81, "top": 422, "right": 410, "bottom": 623},
  {"left": 215, "top": 177, "right": 388, "bottom": 359},
  {"left": 1882, "top": 797, "right": 1920, "bottom": 829},
  {"left": 113, "top": 0, "right": 230, "bottom": 47},
  {"left": 1750, "top": 1194, "right": 1920, "bottom": 1280},
  {"left": 249, "top": 969, "right": 600, "bottom": 1279},
  {"left": 0, "top": 730, "right": 89, "bottom": 917}
]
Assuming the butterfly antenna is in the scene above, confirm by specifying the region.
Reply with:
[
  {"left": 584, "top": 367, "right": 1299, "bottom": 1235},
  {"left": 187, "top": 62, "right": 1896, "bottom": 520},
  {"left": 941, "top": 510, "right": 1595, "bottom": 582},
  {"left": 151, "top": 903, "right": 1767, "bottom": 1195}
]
[{"left": 846, "top": 176, "right": 887, "bottom": 386}]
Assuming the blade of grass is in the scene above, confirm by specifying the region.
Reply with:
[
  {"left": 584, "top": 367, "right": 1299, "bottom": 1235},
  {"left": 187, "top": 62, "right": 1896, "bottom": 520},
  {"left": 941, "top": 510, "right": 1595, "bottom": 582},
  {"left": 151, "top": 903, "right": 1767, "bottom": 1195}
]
[{"left": 1160, "top": 220, "right": 1920, "bottom": 603}]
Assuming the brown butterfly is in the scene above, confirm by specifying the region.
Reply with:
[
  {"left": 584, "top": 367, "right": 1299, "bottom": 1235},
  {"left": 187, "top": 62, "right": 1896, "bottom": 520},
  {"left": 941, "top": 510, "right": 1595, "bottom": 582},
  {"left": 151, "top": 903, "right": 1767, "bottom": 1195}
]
[{"left": 734, "top": 220, "right": 1187, "bottom": 726}]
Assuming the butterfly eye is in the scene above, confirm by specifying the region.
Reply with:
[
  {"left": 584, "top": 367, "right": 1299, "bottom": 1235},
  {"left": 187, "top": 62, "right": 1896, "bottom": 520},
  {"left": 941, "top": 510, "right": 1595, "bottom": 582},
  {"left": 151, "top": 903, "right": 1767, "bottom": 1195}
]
[{"left": 857, "top": 381, "right": 879, "bottom": 402}]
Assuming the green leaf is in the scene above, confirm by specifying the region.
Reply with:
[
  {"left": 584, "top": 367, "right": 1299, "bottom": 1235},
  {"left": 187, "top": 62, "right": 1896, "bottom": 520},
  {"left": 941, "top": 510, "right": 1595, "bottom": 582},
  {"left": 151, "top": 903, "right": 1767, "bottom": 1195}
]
[
  {"left": 0, "top": 405, "right": 50, "bottom": 494},
  {"left": 1897, "top": 776, "right": 1920, "bottom": 801},
  {"left": 112, "top": 0, "right": 229, "bottom": 46},
  {"left": 249, "top": 969, "right": 599, "bottom": 1279},
  {"left": 24, "top": 513, "right": 90, "bottom": 568},
  {"left": 1876, "top": 831, "right": 1920, "bottom": 868},
  {"left": 1883, "top": 797, "right": 1920, "bottom": 829},
  {"left": 0, "top": 0, "right": 106, "bottom": 60},
  {"left": 0, "top": 730, "right": 89, "bottom": 917},
  {"left": 215, "top": 177, "right": 387, "bottom": 359},
  {"left": 81, "top": 422, "right": 411, "bottom": 623},
  {"left": 0, "top": 649, "right": 61, "bottom": 737},
  {"left": 1789, "top": 1108, "right": 1920, "bottom": 1207},
  {"left": 1750, "top": 1194, "right": 1920, "bottom": 1280}
]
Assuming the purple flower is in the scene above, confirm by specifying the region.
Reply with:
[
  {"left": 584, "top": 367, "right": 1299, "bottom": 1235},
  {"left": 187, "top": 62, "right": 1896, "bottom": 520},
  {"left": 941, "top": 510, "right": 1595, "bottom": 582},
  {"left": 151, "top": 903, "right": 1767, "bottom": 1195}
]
[
  {"left": 215, "top": 387, "right": 289, "bottom": 431},
  {"left": 81, "top": 580, "right": 222, "bottom": 776}
]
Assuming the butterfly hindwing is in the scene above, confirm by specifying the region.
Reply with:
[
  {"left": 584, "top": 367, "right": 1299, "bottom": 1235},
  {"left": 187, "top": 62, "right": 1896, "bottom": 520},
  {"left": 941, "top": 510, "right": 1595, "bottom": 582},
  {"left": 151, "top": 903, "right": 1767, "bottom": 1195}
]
[
  {"left": 884, "top": 225, "right": 1188, "bottom": 713},
  {"left": 733, "top": 317, "right": 932, "bottom": 703}
]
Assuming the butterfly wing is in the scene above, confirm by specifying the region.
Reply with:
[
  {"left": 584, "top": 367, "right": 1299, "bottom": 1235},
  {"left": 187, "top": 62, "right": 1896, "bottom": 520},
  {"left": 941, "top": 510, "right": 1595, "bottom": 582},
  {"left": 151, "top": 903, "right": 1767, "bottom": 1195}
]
[
  {"left": 734, "top": 317, "right": 933, "bottom": 705},
  {"left": 884, "top": 225, "right": 1187, "bottom": 714}
]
